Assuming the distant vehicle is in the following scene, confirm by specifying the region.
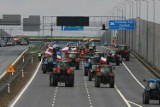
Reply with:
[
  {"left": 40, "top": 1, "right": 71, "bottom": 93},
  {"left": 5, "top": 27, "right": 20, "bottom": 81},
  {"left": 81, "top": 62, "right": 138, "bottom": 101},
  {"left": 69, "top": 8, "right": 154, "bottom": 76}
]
[
  {"left": 49, "top": 60, "right": 74, "bottom": 87},
  {"left": 143, "top": 78, "right": 160, "bottom": 104},
  {"left": 106, "top": 49, "right": 121, "bottom": 66},
  {"left": 6, "top": 40, "right": 15, "bottom": 46},
  {"left": 95, "top": 64, "right": 115, "bottom": 88},
  {"left": 65, "top": 52, "right": 80, "bottom": 70},
  {"left": 117, "top": 45, "right": 130, "bottom": 61},
  {"left": 20, "top": 40, "right": 28, "bottom": 46},
  {"left": 0, "top": 40, "right": 6, "bottom": 47}
]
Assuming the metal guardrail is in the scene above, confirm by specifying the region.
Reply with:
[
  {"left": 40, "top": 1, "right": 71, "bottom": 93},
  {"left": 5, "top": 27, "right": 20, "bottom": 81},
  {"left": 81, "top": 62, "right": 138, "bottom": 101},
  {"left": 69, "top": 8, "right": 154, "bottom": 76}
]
[{"left": 0, "top": 53, "right": 33, "bottom": 93}]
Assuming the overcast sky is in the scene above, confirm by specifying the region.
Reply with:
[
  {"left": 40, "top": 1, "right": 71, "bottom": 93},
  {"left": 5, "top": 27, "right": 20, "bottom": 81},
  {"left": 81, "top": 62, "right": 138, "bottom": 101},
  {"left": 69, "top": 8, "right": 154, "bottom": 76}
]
[{"left": 0, "top": 0, "right": 160, "bottom": 36}]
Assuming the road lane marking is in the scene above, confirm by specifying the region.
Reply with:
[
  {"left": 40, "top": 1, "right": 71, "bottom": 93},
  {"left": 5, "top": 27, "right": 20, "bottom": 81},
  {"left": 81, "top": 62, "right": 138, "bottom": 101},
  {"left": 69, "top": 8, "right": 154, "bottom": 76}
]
[
  {"left": 127, "top": 100, "right": 142, "bottom": 107},
  {"left": 115, "top": 85, "right": 131, "bottom": 107},
  {"left": 84, "top": 76, "right": 93, "bottom": 107},
  {"left": 122, "top": 62, "right": 145, "bottom": 89},
  {"left": 0, "top": 49, "right": 28, "bottom": 79},
  {"left": 9, "top": 59, "right": 42, "bottom": 107},
  {"left": 52, "top": 87, "right": 59, "bottom": 107}
]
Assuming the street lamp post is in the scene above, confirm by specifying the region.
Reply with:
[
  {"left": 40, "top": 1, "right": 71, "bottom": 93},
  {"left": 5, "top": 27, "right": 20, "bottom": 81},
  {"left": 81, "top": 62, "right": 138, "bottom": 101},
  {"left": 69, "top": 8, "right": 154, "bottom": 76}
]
[
  {"left": 125, "top": 0, "right": 134, "bottom": 49},
  {"left": 153, "top": 0, "right": 155, "bottom": 65},
  {"left": 113, "top": 6, "right": 124, "bottom": 44},
  {"left": 142, "top": 0, "right": 149, "bottom": 61}
]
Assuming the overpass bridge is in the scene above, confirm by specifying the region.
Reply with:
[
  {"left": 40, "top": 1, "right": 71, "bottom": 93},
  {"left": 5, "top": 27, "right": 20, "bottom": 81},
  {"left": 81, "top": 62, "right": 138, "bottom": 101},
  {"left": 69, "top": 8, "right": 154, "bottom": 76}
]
[{"left": 29, "top": 36, "right": 101, "bottom": 41}]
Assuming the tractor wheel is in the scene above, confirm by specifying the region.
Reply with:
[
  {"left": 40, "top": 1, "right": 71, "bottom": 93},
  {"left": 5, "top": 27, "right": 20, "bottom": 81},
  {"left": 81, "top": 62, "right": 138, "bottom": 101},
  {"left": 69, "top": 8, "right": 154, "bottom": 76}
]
[
  {"left": 84, "top": 68, "right": 88, "bottom": 76},
  {"left": 159, "top": 100, "right": 160, "bottom": 105},
  {"left": 52, "top": 75, "right": 58, "bottom": 86},
  {"left": 143, "top": 91, "right": 149, "bottom": 104},
  {"left": 95, "top": 76, "right": 100, "bottom": 87},
  {"left": 42, "top": 64, "right": 47, "bottom": 74},
  {"left": 107, "top": 59, "right": 110, "bottom": 65},
  {"left": 88, "top": 72, "right": 92, "bottom": 81},
  {"left": 49, "top": 73, "right": 53, "bottom": 86},
  {"left": 126, "top": 54, "right": 130, "bottom": 61},
  {"left": 109, "top": 77, "right": 114, "bottom": 88},
  {"left": 116, "top": 59, "right": 120, "bottom": 66},
  {"left": 66, "top": 75, "right": 74, "bottom": 87},
  {"left": 76, "top": 63, "right": 79, "bottom": 70}
]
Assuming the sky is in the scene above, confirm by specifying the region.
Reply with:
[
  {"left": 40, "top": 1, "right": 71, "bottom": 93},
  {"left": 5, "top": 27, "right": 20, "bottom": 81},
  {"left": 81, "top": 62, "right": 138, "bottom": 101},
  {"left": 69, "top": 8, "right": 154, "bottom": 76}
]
[{"left": 0, "top": 0, "right": 160, "bottom": 36}]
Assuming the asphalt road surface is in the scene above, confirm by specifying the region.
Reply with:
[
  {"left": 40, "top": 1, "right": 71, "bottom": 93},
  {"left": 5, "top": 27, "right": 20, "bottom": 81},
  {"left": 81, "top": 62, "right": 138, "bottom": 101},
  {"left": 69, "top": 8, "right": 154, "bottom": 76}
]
[
  {"left": 0, "top": 46, "right": 28, "bottom": 77},
  {"left": 12, "top": 46, "right": 160, "bottom": 107}
]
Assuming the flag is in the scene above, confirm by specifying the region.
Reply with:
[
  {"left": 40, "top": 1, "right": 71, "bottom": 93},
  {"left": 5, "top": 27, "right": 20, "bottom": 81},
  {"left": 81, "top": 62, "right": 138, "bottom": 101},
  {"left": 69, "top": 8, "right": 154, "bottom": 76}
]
[
  {"left": 71, "top": 47, "right": 77, "bottom": 52},
  {"left": 100, "top": 57, "right": 107, "bottom": 64},
  {"left": 56, "top": 55, "right": 61, "bottom": 60},
  {"left": 62, "top": 47, "right": 69, "bottom": 52},
  {"left": 45, "top": 49, "right": 52, "bottom": 57},
  {"left": 48, "top": 47, "right": 53, "bottom": 51}
]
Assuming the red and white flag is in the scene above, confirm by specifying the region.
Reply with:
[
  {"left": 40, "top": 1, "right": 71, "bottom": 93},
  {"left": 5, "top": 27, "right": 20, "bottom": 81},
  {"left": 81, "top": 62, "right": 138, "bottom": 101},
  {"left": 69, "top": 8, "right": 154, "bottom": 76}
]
[
  {"left": 48, "top": 47, "right": 53, "bottom": 51},
  {"left": 45, "top": 49, "right": 52, "bottom": 57},
  {"left": 100, "top": 57, "right": 107, "bottom": 64},
  {"left": 71, "top": 48, "right": 77, "bottom": 52},
  {"left": 62, "top": 47, "right": 69, "bottom": 52},
  {"left": 56, "top": 55, "right": 61, "bottom": 60}
]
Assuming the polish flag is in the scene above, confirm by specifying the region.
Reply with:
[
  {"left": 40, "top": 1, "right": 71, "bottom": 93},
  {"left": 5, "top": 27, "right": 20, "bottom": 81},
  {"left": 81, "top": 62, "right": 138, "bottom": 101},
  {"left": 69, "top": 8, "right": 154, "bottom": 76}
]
[
  {"left": 72, "top": 48, "right": 77, "bottom": 52},
  {"left": 62, "top": 47, "right": 69, "bottom": 52},
  {"left": 48, "top": 47, "right": 53, "bottom": 51},
  {"left": 56, "top": 55, "right": 61, "bottom": 60},
  {"left": 45, "top": 49, "right": 52, "bottom": 57},
  {"left": 100, "top": 57, "right": 107, "bottom": 64}
]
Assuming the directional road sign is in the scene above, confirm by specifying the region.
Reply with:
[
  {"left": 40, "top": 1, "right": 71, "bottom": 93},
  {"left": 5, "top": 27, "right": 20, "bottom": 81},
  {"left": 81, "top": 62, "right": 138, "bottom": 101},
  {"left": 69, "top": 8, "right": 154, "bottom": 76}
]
[
  {"left": 62, "top": 26, "right": 84, "bottom": 31},
  {"left": 109, "top": 20, "right": 135, "bottom": 30}
]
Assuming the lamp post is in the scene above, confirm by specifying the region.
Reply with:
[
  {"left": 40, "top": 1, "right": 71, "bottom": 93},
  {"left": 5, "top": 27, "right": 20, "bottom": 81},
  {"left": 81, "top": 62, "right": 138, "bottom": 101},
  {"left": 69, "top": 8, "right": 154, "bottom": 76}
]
[
  {"left": 125, "top": 0, "right": 134, "bottom": 49},
  {"left": 142, "top": 0, "right": 149, "bottom": 61},
  {"left": 153, "top": 0, "right": 155, "bottom": 65},
  {"left": 113, "top": 6, "right": 124, "bottom": 44}
]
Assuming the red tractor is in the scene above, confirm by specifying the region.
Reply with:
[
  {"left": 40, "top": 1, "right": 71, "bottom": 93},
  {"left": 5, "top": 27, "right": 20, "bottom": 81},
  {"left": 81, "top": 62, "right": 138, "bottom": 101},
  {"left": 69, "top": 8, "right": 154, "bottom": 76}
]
[{"left": 117, "top": 45, "right": 130, "bottom": 61}]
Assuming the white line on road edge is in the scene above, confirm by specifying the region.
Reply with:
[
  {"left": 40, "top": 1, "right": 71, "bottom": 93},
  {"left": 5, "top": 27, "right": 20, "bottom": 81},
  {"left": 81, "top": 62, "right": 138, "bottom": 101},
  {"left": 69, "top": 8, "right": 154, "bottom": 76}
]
[
  {"left": 0, "top": 49, "right": 28, "bottom": 79},
  {"left": 122, "top": 62, "right": 145, "bottom": 89},
  {"left": 115, "top": 85, "right": 131, "bottom": 107},
  {"left": 127, "top": 100, "right": 142, "bottom": 107},
  {"left": 9, "top": 60, "right": 42, "bottom": 107}
]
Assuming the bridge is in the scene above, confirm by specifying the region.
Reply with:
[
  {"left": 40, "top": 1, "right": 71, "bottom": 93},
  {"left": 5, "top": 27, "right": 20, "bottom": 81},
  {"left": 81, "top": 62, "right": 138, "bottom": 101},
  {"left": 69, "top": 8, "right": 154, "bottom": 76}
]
[{"left": 29, "top": 36, "right": 101, "bottom": 41}]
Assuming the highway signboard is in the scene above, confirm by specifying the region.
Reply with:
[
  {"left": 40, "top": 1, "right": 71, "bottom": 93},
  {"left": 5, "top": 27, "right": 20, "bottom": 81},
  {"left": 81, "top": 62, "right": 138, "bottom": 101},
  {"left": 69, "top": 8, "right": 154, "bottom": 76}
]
[
  {"left": 61, "top": 26, "right": 84, "bottom": 31},
  {"left": 109, "top": 20, "right": 135, "bottom": 30}
]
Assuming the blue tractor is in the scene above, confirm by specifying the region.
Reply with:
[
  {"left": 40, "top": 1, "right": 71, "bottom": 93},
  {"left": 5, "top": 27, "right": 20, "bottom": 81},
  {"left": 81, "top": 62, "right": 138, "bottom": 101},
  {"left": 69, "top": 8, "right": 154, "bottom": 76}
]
[{"left": 143, "top": 78, "right": 160, "bottom": 104}]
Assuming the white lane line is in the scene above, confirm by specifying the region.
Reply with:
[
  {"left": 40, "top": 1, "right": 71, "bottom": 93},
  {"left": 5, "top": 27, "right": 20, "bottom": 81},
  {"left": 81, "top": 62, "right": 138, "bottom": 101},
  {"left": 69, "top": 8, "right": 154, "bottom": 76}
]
[
  {"left": 0, "top": 49, "right": 28, "bottom": 79},
  {"left": 52, "top": 87, "right": 59, "bottom": 107},
  {"left": 9, "top": 60, "right": 42, "bottom": 107},
  {"left": 122, "top": 62, "right": 145, "bottom": 89},
  {"left": 83, "top": 76, "right": 93, "bottom": 107},
  {"left": 115, "top": 85, "right": 131, "bottom": 107},
  {"left": 127, "top": 100, "right": 142, "bottom": 107}
]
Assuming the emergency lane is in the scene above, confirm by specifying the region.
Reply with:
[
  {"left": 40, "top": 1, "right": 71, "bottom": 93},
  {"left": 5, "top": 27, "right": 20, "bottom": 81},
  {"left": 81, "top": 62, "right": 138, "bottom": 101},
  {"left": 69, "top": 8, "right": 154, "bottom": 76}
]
[
  {"left": 100, "top": 46, "right": 160, "bottom": 107},
  {"left": 0, "top": 46, "right": 28, "bottom": 77}
]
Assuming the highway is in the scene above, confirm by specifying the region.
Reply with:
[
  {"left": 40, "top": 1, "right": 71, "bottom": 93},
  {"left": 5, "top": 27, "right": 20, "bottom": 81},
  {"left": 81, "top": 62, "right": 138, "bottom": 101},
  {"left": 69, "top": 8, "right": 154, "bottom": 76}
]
[
  {"left": 0, "top": 46, "right": 28, "bottom": 77},
  {"left": 11, "top": 46, "right": 159, "bottom": 107}
]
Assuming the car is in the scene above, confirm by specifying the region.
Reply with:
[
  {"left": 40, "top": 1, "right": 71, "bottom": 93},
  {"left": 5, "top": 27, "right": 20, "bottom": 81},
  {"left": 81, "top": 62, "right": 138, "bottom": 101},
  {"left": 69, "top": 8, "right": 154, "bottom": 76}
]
[
  {"left": 143, "top": 78, "right": 160, "bottom": 104},
  {"left": 106, "top": 49, "right": 121, "bottom": 66},
  {"left": 49, "top": 60, "right": 74, "bottom": 87},
  {"left": 65, "top": 52, "right": 80, "bottom": 70},
  {"left": 20, "top": 40, "right": 28, "bottom": 45},
  {"left": 117, "top": 45, "right": 130, "bottom": 61},
  {"left": 0, "top": 40, "right": 6, "bottom": 47},
  {"left": 42, "top": 56, "right": 57, "bottom": 74},
  {"left": 95, "top": 64, "right": 115, "bottom": 88},
  {"left": 6, "top": 40, "right": 15, "bottom": 46}
]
